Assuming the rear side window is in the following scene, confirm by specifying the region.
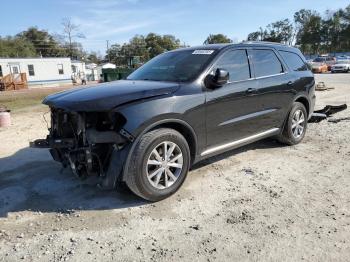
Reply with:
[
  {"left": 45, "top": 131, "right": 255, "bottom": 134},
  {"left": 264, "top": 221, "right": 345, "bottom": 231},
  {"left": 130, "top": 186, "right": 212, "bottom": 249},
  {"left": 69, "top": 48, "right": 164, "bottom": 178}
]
[
  {"left": 250, "top": 49, "right": 284, "bottom": 78},
  {"left": 214, "top": 49, "right": 251, "bottom": 82},
  {"left": 279, "top": 51, "right": 308, "bottom": 72}
]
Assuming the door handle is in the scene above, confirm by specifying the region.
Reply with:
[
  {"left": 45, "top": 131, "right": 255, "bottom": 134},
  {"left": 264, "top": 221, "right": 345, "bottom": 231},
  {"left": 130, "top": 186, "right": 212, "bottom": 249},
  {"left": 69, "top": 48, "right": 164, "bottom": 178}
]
[
  {"left": 287, "top": 81, "right": 294, "bottom": 86},
  {"left": 246, "top": 88, "right": 257, "bottom": 94}
]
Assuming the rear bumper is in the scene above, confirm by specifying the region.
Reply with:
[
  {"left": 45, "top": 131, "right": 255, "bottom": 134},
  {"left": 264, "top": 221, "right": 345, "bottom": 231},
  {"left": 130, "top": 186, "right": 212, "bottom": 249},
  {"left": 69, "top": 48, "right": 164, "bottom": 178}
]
[
  {"left": 332, "top": 69, "right": 348, "bottom": 72},
  {"left": 309, "top": 94, "right": 316, "bottom": 119}
]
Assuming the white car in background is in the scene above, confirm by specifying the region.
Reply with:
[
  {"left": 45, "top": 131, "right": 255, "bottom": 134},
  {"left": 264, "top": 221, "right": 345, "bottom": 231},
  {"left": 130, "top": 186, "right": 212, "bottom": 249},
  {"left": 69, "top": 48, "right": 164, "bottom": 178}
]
[{"left": 331, "top": 59, "right": 350, "bottom": 73}]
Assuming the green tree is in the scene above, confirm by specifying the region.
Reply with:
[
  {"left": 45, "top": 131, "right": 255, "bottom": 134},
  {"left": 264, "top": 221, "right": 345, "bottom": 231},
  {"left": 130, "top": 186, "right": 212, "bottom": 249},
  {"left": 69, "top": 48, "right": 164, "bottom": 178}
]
[
  {"left": 145, "top": 33, "right": 180, "bottom": 58},
  {"left": 294, "top": 9, "right": 313, "bottom": 37},
  {"left": 107, "top": 43, "right": 123, "bottom": 65},
  {"left": 61, "top": 42, "right": 85, "bottom": 60},
  {"left": 127, "top": 35, "right": 149, "bottom": 62},
  {"left": 204, "top": 34, "right": 232, "bottom": 44},
  {"left": 145, "top": 33, "right": 165, "bottom": 58},
  {"left": 17, "top": 27, "right": 64, "bottom": 57},
  {"left": 300, "top": 13, "right": 323, "bottom": 54},
  {"left": 330, "top": 7, "right": 350, "bottom": 52},
  {"left": 107, "top": 33, "right": 181, "bottom": 66},
  {"left": 246, "top": 4, "right": 350, "bottom": 54},
  {"left": 86, "top": 51, "right": 103, "bottom": 64},
  {"left": 340, "top": 5, "right": 350, "bottom": 50},
  {"left": 294, "top": 9, "right": 323, "bottom": 54},
  {"left": 108, "top": 36, "right": 149, "bottom": 66},
  {"left": 266, "top": 19, "right": 294, "bottom": 44},
  {"left": 247, "top": 20, "right": 293, "bottom": 44},
  {"left": 321, "top": 10, "right": 343, "bottom": 52},
  {"left": 0, "top": 36, "right": 37, "bottom": 57},
  {"left": 161, "top": 35, "right": 181, "bottom": 51},
  {"left": 247, "top": 31, "right": 262, "bottom": 41}
]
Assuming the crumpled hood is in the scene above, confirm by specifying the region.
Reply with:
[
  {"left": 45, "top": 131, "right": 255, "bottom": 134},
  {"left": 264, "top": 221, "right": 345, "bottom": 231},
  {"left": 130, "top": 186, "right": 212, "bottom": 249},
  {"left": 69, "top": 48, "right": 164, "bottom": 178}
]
[{"left": 43, "top": 80, "right": 180, "bottom": 111}]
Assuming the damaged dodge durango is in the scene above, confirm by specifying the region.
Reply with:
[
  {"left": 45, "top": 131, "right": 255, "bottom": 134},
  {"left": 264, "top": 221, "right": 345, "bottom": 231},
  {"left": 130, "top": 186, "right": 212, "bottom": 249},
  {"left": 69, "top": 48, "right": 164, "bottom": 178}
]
[{"left": 31, "top": 42, "right": 315, "bottom": 201}]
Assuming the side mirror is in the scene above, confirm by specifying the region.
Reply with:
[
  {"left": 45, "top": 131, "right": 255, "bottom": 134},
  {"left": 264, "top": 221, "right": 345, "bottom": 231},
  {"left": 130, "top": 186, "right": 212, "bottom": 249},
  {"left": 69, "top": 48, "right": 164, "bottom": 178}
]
[{"left": 205, "top": 68, "right": 229, "bottom": 89}]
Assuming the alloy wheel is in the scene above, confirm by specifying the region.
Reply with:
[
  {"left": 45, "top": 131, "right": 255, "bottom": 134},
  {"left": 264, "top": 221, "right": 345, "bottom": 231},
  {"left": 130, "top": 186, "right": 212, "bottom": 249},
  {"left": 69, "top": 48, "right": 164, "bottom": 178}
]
[
  {"left": 146, "top": 141, "right": 183, "bottom": 190},
  {"left": 291, "top": 109, "right": 305, "bottom": 139}
]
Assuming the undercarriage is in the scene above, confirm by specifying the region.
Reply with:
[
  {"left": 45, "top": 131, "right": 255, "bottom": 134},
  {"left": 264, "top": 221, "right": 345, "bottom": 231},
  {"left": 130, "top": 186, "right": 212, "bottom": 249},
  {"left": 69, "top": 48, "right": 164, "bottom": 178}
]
[{"left": 30, "top": 107, "right": 133, "bottom": 187}]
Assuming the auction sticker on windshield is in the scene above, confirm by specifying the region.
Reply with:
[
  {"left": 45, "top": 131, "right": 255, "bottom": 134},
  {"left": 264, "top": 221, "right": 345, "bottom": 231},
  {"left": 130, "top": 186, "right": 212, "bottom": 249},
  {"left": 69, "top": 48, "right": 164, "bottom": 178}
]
[{"left": 192, "top": 50, "right": 215, "bottom": 55}]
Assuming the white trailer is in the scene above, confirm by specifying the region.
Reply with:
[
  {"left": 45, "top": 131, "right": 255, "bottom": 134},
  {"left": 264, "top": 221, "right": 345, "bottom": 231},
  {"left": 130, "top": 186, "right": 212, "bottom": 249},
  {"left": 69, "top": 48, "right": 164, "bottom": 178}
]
[{"left": 0, "top": 57, "right": 72, "bottom": 87}]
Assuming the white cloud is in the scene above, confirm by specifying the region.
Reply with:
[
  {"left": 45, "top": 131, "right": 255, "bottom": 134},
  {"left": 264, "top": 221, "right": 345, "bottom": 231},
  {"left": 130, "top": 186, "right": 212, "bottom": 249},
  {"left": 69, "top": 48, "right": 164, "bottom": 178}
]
[
  {"left": 87, "top": 22, "right": 154, "bottom": 39},
  {"left": 63, "top": 0, "right": 188, "bottom": 51}
]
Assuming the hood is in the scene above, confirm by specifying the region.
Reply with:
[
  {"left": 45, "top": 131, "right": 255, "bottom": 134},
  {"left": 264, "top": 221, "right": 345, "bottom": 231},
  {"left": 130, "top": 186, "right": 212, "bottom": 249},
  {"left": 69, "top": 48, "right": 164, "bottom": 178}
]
[
  {"left": 311, "top": 62, "right": 324, "bottom": 67},
  {"left": 43, "top": 80, "right": 180, "bottom": 111},
  {"left": 332, "top": 63, "right": 349, "bottom": 67}
]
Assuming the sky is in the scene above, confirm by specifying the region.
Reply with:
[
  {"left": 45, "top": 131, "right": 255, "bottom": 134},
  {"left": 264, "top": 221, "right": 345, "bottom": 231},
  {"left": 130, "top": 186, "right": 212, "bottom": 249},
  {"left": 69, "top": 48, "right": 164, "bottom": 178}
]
[{"left": 1, "top": 0, "right": 349, "bottom": 54}]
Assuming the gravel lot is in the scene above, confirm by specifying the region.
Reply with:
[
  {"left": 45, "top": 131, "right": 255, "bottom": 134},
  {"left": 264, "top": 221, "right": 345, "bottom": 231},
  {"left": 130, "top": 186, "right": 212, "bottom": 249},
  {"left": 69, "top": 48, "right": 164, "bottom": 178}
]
[{"left": 0, "top": 73, "right": 349, "bottom": 261}]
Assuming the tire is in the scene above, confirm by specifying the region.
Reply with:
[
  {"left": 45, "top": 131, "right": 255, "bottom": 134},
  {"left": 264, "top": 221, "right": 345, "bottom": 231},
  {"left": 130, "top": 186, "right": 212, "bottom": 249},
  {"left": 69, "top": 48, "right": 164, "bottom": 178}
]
[
  {"left": 125, "top": 128, "right": 190, "bottom": 201},
  {"left": 277, "top": 102, "right": 308, "bottom": 146}
]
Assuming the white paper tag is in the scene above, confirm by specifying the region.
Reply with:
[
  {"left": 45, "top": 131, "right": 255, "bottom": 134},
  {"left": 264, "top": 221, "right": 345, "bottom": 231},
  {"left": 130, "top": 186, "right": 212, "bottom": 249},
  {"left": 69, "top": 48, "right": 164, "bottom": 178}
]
[{"left": 192, "top": 50, "right": 214, "bottom": 55}]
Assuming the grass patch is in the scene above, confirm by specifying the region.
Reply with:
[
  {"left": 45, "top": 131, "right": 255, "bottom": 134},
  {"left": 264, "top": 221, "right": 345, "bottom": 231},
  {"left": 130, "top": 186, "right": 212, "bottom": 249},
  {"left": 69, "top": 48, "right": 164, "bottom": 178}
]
[{"left": 0, "top": 87, "right": 71, "bottom": 112}]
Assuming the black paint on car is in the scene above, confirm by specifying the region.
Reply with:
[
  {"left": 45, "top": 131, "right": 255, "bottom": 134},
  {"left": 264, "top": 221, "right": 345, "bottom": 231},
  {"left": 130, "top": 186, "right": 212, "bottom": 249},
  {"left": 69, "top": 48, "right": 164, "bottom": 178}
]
[{"left": 31, "top": 42, "right": 316, "bottom": 201}]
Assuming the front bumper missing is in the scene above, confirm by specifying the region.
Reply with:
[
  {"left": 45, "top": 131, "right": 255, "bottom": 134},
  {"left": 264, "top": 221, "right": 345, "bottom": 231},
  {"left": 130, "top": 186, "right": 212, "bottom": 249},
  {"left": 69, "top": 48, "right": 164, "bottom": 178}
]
[
  {"left": 29, "top": 128, "right": 133, "bottom": 149},
  {"left": 29, "top": 136, "right": 75, "bottom": 149}
]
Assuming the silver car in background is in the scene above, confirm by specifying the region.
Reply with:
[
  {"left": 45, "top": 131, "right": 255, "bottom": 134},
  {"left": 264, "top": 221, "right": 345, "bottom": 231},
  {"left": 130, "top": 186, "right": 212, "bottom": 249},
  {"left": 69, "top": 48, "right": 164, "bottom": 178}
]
[{"left": 331, "top": 59, "right": 350, "bottom": 73}]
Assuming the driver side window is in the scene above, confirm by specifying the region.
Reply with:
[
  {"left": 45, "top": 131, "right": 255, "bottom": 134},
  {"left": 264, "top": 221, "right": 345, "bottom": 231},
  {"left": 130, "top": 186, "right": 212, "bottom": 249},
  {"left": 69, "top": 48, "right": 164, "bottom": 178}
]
[{"left": 214, "top": 49, "right": 251, "bottom": 82}]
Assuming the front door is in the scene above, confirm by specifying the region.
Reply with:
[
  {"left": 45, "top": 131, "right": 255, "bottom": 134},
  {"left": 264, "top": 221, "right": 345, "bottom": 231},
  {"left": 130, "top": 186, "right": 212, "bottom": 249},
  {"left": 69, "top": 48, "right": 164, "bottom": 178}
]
[{"left": 205, "top": 49, "right": 263, "bottom": 151}]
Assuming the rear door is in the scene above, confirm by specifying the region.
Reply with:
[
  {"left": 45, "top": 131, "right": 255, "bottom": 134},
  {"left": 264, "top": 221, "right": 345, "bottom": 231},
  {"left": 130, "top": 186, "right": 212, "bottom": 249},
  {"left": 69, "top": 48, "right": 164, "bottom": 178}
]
[{"left": 248, "top": 48, "right": 295, "bottom": 129}]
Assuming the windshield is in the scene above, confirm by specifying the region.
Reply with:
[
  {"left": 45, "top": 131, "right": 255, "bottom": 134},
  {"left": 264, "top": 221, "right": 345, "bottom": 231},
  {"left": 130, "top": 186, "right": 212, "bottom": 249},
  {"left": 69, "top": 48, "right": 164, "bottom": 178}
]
[
  {"left": 336, "top": 60, "right": 350, "bottom": 64},
  {"left": 127, "top": 49, "right": 217, "bottom": 82},
  {"left": 313, "top": 57, "right": 325, "bottom": 62}
]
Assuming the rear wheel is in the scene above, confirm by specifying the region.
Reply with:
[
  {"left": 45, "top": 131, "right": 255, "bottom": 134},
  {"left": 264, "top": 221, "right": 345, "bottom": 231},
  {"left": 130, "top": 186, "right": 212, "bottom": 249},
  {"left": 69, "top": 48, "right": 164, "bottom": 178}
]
[
  {"left": 125, "top": 128, "right": 190, "bottom": 201},
  {"left": 277, "top": 102, "right": 308, "bottom": 145}
]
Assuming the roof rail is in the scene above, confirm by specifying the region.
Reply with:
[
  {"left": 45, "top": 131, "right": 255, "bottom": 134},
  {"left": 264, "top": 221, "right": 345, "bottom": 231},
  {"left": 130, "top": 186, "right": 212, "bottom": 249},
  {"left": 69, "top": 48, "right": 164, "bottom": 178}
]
[{"left": 241, "top": 41, "right": 289, "bottom": 46}]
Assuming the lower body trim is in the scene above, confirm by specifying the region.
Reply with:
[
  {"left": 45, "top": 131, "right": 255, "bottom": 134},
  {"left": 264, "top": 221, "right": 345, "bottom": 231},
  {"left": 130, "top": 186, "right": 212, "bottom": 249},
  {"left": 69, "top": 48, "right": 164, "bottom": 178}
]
[{"left": 201, "top": 128, "right": 280, "bottom": 156}]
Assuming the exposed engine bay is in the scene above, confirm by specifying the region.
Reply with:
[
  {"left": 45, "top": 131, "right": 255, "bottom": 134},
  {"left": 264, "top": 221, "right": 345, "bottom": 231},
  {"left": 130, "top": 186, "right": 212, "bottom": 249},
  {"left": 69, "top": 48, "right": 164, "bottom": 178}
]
[{"left": 31, "top": 107, "right": 133, "bottom": 183}]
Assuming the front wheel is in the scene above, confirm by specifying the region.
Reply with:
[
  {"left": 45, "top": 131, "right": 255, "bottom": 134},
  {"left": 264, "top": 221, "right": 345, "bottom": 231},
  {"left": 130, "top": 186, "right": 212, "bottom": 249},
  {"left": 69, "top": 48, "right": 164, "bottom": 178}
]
[
  {"left": 277, "top": 102, "right": 308, "bottom": 145},
  {"left": 125, "top": 128, "right": 190, "bottom": 201}
]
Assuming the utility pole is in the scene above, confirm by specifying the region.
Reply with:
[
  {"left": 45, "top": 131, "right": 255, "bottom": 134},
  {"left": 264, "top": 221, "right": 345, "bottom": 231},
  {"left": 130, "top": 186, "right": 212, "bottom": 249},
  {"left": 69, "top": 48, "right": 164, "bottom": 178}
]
[{"left": 106, "top": 40, "right": 110, "bottom": 62}]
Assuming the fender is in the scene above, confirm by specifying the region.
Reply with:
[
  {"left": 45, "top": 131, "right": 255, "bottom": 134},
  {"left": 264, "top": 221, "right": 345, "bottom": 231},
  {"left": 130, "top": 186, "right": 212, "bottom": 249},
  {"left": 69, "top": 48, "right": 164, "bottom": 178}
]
[
  {"left": 120, "top": 118, "right": 198, "bottom": 181},
  {"left": 279, "top": 93, "right": 313, "bottom": 134},
  {"left": 293, "top": 93, "right": 313, "bottom": 117},
  {"left": 111, "top": 84, "right": 205, "bottom": 181}
]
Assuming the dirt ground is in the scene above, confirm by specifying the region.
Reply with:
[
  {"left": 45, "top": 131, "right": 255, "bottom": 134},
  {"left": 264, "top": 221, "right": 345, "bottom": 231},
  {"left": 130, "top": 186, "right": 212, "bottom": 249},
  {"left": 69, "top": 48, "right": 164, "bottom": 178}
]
[{"left": 0, "top": 74, "right": 349, "bottom": 261}]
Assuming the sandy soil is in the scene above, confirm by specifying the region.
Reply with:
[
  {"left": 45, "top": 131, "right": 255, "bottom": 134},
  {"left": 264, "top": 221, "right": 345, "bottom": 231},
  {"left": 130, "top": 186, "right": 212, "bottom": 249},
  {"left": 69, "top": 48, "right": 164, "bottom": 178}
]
[{"left": 0, "top": 74, "right": 349, "bottom": 261}]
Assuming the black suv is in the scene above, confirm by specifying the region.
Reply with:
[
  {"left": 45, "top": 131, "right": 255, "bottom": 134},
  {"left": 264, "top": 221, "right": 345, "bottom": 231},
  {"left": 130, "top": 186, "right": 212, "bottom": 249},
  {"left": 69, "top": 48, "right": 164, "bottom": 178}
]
[{"left": 32, "top": 42, "right": 315, "bottom": 201}]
